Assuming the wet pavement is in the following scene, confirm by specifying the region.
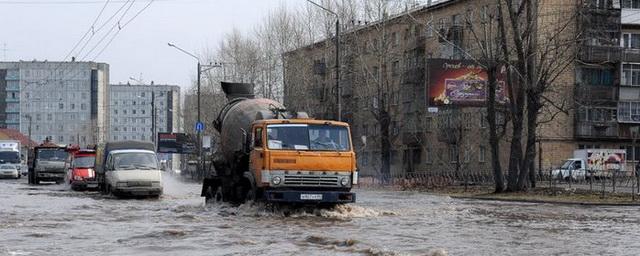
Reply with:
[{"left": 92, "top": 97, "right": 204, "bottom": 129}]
[{"left": 1, "top": 175, "right": 640, "bottom": 256}]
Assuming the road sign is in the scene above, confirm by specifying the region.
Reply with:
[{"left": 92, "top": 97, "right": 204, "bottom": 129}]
[
  {"left": 195, "top": 121, "right": 205, "bottom": 132},
  {"left": 202, "top": 136, "right": 211, "bottom": 149}
]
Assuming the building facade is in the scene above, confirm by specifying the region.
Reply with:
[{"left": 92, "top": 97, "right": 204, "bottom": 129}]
[
  {"left": 284, "top": 0, "right": 638, "bottom": 177},
  {"left": 0, "top": 61, "right": 109, "bottom": 146},
  {"left": 108, "top": 83, "right": 181, "bottom": 142}
]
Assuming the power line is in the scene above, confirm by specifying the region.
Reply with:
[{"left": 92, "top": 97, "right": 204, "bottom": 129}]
[
  {"left": 74, "top": 0, "right": 133, "bottom": 60},
  {"left": 0, "top": 0, "right": 160, "bottom": 4},
  {"left": 63, "top": 0, "right": 110, "bottom": 62},
  {"left": 91, "top": 0, "right": 155, "bottom": 60}
]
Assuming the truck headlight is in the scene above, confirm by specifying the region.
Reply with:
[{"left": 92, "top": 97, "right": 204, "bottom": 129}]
[
  {"left": 272, "top": 176, "right": 282, "bottom": 185},
  {"left": 340, "top": 177, "right": 350, "bottom": 186}
]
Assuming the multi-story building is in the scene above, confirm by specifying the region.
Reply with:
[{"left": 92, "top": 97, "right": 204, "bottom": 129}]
[
  {"left": 108, "top": 83, "right": 181, "bottom": 142},
  {"left": 0, "top": 61, "right": 109, "bottom": 146},
  {"left": 284, "top": 0, "right": 640, "bottom": 177}
]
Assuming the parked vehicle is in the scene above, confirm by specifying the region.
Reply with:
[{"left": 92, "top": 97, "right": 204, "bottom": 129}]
[
  {"left": 0, "top": 164, "right": 20, "bottom": 179},
  {"left": 202, "top": 82, "right": 357, "bottom": 205},
  {"left": 96, "top": 141, "right": 163, "bottom": 198},
  {"left": 552, "top": 149, "right": 626, "bottom": 180},
  {"left": 28, "top": 142, "right": 69, "bottom": 185},
  {"left": 65, "top": 148, "right": 98, "bottom": 191},
  {"left": 0, "top": 140, "right": 23, "bottom": 175}
]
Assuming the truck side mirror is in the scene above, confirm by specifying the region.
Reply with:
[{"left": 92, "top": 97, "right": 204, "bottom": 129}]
[{"left": 240, "top": 128, "right": 249, "bottom": 154}]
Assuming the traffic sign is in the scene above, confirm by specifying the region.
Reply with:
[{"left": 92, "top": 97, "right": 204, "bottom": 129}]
[{"left": 195, "top": 121, "right": 205, "bottom": 132}]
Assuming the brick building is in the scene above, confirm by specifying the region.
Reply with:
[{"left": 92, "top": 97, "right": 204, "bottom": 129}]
[{"left": 284, "top": 0, "right": 639, "bottom": 177}]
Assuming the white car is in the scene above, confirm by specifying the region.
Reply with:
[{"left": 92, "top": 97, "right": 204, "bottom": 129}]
[{"left": 0, "top": 164, "right": 20, "bottom": 179}]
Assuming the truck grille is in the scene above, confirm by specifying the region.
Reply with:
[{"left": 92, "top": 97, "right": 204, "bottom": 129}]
[{"left": 283, "top": 175, "right": 339, "bottom": 186}]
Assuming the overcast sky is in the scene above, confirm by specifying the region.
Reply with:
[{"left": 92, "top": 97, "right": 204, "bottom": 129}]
[{"left": 0, "top": 0, "right": 303, "bottom": 91}]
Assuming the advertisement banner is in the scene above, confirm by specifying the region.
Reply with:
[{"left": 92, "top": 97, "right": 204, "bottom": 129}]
[
  {"left": 427, "top": 59, "right": 509, "bottom": 106},
  {"left": 157, "top": 133, "right": 196, "bottom": 154}
]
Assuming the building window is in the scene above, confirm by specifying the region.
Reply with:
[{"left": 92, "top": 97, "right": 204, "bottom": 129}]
[
  {"left": 622, "top": 63, "right": 640, "bottom": 86},
  {"left": 133, "top": 110, "right": 136, "bottom": 114},
  {"left": 582, "top": 68, "right": 614, "bottom": 86},
  {"left": 618, "top": 102, "right": 640, "bottom": 122},
  {"left": 623, "top": 33, "right": 640, "bottom": 49},
  {"left": 71, "top": 103, "right": 75, "bottom": 110},
  {"left": 47, "top": 113, "right": 52, "bottom": 121},
  {"left": 449, "top": 146, "right": 458, "bottom": 163},
  {"left": 463, "top": 147, "right": 471, "bottom": 163},
  {"left": 480, "top": 6, "right": 488, "bottom": 22},
  {"left": 622, "top": 0, "right": 640, "bottom": 9},
  {"left": 392, "top": 61, "right": 400, "bottom": 76},
  {"left": 81, "top": 103, "right": 86, "bottom": 110},
  {"left": 578, "top": 107, "right": 617, "bottom": 122},
  {"left": 479, "top": 146, "right": 487, "bottom": 162},
  {"left": 141, "top": 92, "right": 145, "bottom": 97},
  {"left": 59, "top": 103, "right": 64, "bottom": 109}
]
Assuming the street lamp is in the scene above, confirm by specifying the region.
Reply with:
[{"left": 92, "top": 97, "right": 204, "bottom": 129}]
[
  {"left": 23, "top": 114, "right": 32, "bottom": 146},
  {"left": 167, "top": 42, "right": 221, "bottom": 179},
  {"left": 307, "top": 0, "right": 341, "bottom": 121}
]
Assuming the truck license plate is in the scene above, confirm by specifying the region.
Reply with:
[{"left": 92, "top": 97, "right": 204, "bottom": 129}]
[{"left": 300, "top": 194, "right": 323, "bottom": 200}]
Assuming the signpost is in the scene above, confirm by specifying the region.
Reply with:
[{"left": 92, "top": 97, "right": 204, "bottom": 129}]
[{"left": 195, "top": 121, "right": 204, "bottom": 132}]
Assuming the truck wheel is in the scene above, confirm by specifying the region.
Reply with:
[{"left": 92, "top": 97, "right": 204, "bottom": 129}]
[{"left": 205, "top": 186, "right": 223, "bottom": 204}]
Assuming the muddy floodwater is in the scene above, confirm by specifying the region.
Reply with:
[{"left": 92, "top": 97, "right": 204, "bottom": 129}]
[{"left": 1, "top": 175, "right": 639, "bottom": 256}]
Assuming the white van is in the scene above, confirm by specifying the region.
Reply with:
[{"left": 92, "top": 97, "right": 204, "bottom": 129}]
[{"left": 102, "top": 148, "right": 163, "bottom": 198}]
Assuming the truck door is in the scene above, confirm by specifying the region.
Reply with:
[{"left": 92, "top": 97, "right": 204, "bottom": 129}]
[{"left": 249, "top": 127, "right": 265, "bottom": 183}]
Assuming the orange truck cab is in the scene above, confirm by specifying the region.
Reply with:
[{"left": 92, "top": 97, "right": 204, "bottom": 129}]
[
  {"left": 65, "top": 148, "right": 98, "bottom": 191},
  {"left": 249, "top": 119, "right": 357, "bottom": 203}
]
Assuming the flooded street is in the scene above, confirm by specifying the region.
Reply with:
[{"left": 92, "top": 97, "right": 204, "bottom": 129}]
[{"left": 1, "top": 175, "right": 639, "bottom": 256}]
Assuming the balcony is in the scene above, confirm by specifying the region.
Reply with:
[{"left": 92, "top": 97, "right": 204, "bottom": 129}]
[
  {"left": 574, "top": 85, "right": 618, "bottom": 102},
  {"left": 579, "top": 45, "right": 621, "bottom": 63},
  {"left": 575, "top": 121, "right": 619, "bottom": 138}
]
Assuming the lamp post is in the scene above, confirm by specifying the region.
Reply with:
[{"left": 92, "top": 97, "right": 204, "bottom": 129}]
[
  {"left": 307, "top": 0, "right": 341, "bottom": 121},
  {"left": 167, "top": 42, "right": 221, "bottom": 179},
  {"left": 23, "top": 114, "right": 32, "bottom": 145}
]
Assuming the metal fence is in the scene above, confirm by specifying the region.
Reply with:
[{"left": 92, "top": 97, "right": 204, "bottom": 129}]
[{"left": 358, "top": 169, "right": 640, "bottom": 197}]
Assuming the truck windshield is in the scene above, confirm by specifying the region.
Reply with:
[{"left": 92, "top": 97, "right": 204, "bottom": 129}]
[
  {"left": 560, "top": 160, "right": 573, "bottom": 169},
  {"left": 267, "top": 124, "right": 350, "bottom": 151},
  {"left": 37, "top": 149, "right": 68, "bottom": 162},
  {"left": 112, "top": 152, "right": 158, "bottom": 170},
  {"left": 0, "top": 151, "right": 20, "bottom": 164},
  {"left": 73, "top": 156, "right": 95, "bottom": 168}
]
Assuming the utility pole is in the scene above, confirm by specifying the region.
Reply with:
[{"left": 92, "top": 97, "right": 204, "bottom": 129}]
[
  {"left": 307, "top": 0, "right": 341, "bottom": 121},
  {"left": 151, "top": 90, "right": 156, "bottom": 148},
  {"left": 167, "top": 43, "right": 222, "bottom": 179}
]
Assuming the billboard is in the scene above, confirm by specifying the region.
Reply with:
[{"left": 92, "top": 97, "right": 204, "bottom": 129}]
[
  {"left": 157, "top": 133, "right": 196, "bottom": 154},
  {"left": 427, "top": 59, "right": 509, "bottom": 106}
]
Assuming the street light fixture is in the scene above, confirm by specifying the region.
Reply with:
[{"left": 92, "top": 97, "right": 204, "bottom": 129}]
[
  {"left": 306, "top": 0, "right": 341, "bottom": 121},
  {"left": 167, "top": 42, "right": 221, "bottom": 179}
]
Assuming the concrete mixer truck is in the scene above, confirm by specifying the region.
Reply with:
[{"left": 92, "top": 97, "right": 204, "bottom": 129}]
[{"left": 201, "top": 82, "right": 357, "bottom": 205}]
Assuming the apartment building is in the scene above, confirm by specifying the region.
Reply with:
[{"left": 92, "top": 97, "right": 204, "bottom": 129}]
[
  {"left": 0, "top": 61, "right": 109, "bottom": 146},
  {"left": 284, "top": 0, "right": 633, "bottom": 176},
  {"left": 108, "top": 83, "right": 181, "bottom": 142}
]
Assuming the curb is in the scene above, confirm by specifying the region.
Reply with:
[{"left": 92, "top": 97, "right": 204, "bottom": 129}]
[{"left": 451, "top": 195, "right": 640, "bottom": 206}]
